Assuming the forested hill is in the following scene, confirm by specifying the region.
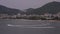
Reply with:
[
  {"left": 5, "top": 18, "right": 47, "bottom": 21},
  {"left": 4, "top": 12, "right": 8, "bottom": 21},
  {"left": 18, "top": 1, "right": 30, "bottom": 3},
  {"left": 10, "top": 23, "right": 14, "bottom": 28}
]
[
  {"left": 26, "top": 1, "right": 60, "bottom": 15},
  {"left": 0, "top": 5, "right": 24, "bottom": 15},
  {"left": 0, "top": 1, "right": 60, "bottom": 15}
]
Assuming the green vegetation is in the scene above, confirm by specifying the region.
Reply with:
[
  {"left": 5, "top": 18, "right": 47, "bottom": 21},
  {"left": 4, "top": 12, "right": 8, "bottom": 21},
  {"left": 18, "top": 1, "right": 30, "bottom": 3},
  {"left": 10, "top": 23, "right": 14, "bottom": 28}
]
[
  {"left": 0, "top": 1, "right": 60, "bottom": 15},
  {"left": 27, "top": 16, "right": 41, "bottom": 20},
  {"left": 0, "top": 1, "right": 60, "bottom": 20},
  {"left": 1, "top": 15, "right": 60, "bottom": 20},
  {"left": 26, "top": 1, "right": 60, "bottom": 15}
]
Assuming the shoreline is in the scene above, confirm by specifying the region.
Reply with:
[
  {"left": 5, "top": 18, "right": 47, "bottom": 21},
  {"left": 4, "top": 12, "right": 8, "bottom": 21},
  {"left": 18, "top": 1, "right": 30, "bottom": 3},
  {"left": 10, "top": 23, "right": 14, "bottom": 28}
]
[{"left": 0, "top": 19, "right": 60, "bottom": 22}]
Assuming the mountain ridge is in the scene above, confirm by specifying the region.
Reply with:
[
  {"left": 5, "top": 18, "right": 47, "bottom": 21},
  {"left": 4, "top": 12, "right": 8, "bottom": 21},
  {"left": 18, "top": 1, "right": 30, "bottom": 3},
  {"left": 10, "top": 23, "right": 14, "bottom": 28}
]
[
  {"left": 0, "top": 5, "right": 24, "bottom": 15},
  {"left": 26, "top": 1, "right": 60, "bottom": 15},
  {"left": 0, "top": 1, "right": 60, "bottom": 15}
]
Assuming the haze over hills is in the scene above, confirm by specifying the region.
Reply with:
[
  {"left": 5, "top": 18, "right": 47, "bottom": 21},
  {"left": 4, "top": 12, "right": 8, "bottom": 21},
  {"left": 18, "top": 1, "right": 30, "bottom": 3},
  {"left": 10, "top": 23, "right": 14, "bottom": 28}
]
[
  {"left": 0, "top": 5, "right": 24, "bottom": 15},
  {"left": 0, "top": 1, "right": 60, "bottom": 15},
  {"left": 26, "top": 1, "right": 60, "bottom": 15}
]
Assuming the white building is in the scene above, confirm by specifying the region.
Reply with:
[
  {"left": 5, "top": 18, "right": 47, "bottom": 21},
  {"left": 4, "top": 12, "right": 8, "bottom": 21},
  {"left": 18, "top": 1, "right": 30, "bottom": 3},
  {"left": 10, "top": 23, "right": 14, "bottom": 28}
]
[
  {"left": 0, "top": 14, "right": 8, "bottom": 18},
  {"left": 56, "top": 12, "right": 60, "bottom": 17},
  {"left": 16, "top": 13, "right": 21, "bottom": 17}
]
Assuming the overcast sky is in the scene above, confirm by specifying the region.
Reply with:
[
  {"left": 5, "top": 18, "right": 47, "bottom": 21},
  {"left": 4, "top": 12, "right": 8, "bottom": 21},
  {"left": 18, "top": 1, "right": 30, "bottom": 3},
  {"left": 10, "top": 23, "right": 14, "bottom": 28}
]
[{"left": 0, "top": 0, "right": 60, "bottom": 10}]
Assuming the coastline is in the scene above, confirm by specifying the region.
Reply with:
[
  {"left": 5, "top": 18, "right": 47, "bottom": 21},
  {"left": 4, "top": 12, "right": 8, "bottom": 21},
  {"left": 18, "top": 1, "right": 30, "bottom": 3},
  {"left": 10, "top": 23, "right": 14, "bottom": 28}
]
[{"left": 0, "top": 18, "right": 60, "bottom": 22}]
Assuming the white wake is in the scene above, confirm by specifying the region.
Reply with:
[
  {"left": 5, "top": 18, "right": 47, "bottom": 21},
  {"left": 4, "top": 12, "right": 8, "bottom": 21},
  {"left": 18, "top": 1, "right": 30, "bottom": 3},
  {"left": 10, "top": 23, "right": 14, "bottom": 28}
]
[{"left": 7, "top": 24, "right": 55, "bottom": 28}]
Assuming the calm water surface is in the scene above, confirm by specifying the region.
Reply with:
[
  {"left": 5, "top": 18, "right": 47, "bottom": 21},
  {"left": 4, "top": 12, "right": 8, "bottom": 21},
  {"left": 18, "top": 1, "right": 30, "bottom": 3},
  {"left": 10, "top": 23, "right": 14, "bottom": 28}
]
[{"left": 0, "top": 19, "right": 60, "bottom": 34}]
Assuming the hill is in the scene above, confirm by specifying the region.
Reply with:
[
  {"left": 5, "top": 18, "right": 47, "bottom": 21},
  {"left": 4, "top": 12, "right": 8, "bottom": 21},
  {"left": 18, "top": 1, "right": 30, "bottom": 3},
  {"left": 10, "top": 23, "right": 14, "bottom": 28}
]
[
  {"left": 0, "top": 5, "right": 24, "bottom": 15},
  {"left": 26, "top": 1, "right": 60, "bottom": 15}
]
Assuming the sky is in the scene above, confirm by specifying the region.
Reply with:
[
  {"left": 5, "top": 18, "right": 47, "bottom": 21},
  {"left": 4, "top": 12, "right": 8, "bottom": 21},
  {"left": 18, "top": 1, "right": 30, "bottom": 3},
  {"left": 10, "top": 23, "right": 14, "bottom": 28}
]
[{"left": 0, "top": 0, "right": 60, "bottom": 10}]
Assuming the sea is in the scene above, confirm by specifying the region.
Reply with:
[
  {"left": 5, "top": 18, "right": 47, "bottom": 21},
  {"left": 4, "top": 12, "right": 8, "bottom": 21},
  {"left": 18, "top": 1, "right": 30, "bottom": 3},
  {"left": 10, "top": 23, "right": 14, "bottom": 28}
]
[{"left": 0, "top": 19, "right": 60, "bottom": 34}]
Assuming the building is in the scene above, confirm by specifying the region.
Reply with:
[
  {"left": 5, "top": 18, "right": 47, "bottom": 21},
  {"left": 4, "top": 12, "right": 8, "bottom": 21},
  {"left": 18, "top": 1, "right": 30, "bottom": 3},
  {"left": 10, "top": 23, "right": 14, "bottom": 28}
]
[{"left": 0, "top": 14, "right": 8, "bottom": 18}]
